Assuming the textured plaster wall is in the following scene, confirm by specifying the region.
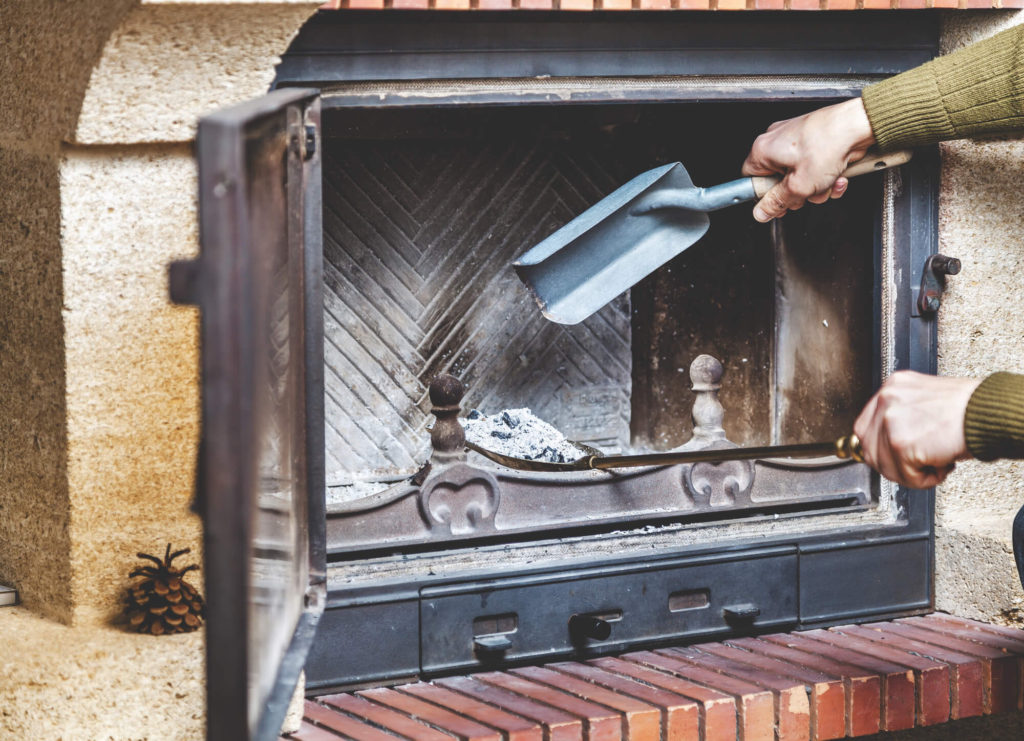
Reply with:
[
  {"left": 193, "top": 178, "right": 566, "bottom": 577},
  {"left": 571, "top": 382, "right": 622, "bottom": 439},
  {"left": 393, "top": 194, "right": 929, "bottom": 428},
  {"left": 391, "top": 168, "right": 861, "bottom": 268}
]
[
  {"left": 1, "top": 1, "right": 318, "bottom": 739},
  {"left": 75, "top": 2, "right": 321, "bottom": 144},
  {"left": 61, "top": 2, "right": 317, "bottom": 626},
  {"left": 0, "top": 0, "right": 139, "bottom": 624},
  {"left": 60, "top": 145, "right": 202, "bottom": 626},
  {"left": 0, "top": 148, "right": 71, "bottom": 622},
  {"left": 933, "top": 10, "right": 1024, "bottom": 625},
  {"left": 0, "top": 607, "right": 205, "bottom": 739}
]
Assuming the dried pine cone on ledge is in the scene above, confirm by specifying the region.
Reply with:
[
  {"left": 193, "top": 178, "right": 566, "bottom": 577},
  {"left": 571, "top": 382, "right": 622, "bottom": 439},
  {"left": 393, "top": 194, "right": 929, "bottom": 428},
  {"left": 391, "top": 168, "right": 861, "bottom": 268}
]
[{"left": 125, "top": 544, "right": 204, "bottom": 635}]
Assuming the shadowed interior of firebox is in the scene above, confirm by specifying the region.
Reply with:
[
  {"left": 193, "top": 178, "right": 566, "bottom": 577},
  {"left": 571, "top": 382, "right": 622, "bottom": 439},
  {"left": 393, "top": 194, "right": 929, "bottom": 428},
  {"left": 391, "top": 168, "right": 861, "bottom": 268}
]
[{"left": 320, "top": 102, "right": 877, "bottom": 491}]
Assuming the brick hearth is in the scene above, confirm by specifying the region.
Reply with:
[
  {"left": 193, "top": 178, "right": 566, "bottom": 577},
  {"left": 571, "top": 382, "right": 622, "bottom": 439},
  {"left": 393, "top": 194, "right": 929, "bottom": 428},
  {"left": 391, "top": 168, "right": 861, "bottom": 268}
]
[{"left": 285, "top": 614, "right": 1024, "bottom": 740}]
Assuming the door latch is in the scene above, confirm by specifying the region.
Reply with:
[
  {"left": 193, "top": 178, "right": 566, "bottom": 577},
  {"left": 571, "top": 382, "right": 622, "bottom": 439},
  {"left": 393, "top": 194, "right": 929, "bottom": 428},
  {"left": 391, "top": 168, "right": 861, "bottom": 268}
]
[{"left": 916, "top": 254, "right": 961, "bottom": 316}]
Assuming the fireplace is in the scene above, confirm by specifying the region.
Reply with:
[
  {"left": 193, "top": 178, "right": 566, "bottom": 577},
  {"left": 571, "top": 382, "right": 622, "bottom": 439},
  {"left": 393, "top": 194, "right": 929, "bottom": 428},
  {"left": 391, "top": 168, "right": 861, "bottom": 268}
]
[{"left": 175, "top": 9, "right": 944, "bottom": 725}]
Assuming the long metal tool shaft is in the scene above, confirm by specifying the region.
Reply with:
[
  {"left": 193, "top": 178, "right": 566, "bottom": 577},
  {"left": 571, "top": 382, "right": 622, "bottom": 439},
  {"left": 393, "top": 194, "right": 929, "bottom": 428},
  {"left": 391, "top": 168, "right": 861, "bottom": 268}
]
[{"left": 466, "top": 435, "right": 863, "bottom": 473}]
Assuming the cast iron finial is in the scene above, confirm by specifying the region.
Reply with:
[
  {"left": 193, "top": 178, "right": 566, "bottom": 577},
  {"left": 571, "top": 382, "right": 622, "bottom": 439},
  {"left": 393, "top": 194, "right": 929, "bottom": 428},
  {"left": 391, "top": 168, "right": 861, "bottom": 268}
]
[
  {"left": 690, "top": 354, "right": 725, "bottom": 440},
  {"left": 429, "top": 374, "right": 466, "bottom": 461}
]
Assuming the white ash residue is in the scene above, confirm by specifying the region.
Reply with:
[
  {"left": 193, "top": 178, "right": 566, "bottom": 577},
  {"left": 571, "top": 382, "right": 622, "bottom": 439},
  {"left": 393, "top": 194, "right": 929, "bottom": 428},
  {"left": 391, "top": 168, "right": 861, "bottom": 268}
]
[
  {"left": 326, "top": 479, "right": 394, "bottom": 507},
  {"left": 462, "top": 408, "right": 584, "bottom": 463}
]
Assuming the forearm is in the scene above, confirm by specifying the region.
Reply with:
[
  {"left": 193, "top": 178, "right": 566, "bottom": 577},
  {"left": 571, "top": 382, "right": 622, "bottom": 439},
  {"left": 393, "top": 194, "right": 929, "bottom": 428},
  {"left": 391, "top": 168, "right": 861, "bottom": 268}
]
[
  {"left": 965, "top": 372, "right": 1024, "bottom": 461},
  {"left": 862, "top": 25, "right": 1024, "bottom": 150}
]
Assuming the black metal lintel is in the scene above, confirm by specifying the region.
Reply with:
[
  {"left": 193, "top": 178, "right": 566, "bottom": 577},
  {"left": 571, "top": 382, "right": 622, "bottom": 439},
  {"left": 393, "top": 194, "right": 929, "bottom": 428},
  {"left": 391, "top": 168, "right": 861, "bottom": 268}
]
[{"left": 276, "top": 10, "right": 939, "bottom": 88}]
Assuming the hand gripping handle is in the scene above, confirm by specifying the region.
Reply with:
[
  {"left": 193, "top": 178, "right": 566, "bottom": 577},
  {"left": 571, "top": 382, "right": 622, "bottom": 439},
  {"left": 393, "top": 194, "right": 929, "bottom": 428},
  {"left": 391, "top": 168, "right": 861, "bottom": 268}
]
[{"left": 751, "top": 149, "right": 914, "bottom": 198}]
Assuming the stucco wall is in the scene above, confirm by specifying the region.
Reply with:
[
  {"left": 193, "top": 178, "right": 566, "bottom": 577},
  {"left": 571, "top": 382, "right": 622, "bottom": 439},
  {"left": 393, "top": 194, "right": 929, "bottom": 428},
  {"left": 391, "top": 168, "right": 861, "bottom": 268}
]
[
  {"left": 1, "top": 2, "right": 317, "bottom": 739},
  {"left": 60, "top": 145, "right": 202, "bottom": 625},
  {"left": 0, "top": 0, "right": 138, "bottom": 625},
  {"left": 933, "top": 10, "right": 1024, "bottom": 626}
]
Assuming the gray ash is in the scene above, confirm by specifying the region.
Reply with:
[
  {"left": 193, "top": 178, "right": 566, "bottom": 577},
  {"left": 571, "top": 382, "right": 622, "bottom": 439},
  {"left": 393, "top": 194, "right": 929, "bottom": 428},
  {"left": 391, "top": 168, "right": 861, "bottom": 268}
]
[{"left": 462, "top": 408, "right": 584, "bottom": 463}]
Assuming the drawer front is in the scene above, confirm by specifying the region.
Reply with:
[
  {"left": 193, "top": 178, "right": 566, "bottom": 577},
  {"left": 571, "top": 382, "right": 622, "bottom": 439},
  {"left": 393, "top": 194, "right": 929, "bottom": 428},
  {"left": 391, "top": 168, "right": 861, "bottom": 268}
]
[{"left": 421, "top": 551, "right": 797, "bottom": 674}]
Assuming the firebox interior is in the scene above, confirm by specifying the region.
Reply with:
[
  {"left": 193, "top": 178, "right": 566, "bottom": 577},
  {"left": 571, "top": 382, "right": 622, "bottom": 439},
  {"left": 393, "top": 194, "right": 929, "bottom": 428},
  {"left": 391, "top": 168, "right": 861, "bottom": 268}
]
[{"left": 321, "top": 101, "right": 876, "bottom": 484}]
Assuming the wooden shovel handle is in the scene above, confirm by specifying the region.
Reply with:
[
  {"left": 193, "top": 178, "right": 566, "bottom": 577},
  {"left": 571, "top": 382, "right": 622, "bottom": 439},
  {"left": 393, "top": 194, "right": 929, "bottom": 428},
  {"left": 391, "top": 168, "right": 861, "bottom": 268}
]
[{"left": 751, "top": 149, "right": 913, "bottom": 198}]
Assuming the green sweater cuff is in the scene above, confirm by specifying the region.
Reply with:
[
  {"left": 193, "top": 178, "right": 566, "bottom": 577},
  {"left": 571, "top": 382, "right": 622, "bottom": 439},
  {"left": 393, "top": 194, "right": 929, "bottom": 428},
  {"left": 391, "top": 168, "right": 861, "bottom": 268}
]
[
  {"left": 964, "top": 372, "right": 1024, "bottom": 461},
  {"left": 862, "top": 25, "right": 1024, "bottom": 151},
  {"left": 862, "top": 63, "right": 956, "bottom": 150}
]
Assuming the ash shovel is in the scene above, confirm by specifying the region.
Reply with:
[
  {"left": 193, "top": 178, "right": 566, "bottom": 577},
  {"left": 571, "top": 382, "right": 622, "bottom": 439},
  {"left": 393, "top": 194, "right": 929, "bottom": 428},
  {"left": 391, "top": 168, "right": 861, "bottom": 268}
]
[{"left": 514, "top": 149, "right": 912, "bottom": 325}]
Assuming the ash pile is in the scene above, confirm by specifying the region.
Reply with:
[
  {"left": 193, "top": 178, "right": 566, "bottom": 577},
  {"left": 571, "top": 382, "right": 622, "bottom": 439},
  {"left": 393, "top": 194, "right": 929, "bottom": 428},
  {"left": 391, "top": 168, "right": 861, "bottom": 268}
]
[{"left": 462, "top": 408, "right": 584, "bottom": 463}]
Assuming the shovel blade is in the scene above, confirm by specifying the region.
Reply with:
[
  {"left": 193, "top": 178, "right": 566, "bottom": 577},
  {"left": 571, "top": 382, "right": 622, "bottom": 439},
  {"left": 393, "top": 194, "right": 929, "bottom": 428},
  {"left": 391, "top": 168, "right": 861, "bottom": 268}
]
[{"left": 514, "top": 162, "right": 710, "bottom": 325}]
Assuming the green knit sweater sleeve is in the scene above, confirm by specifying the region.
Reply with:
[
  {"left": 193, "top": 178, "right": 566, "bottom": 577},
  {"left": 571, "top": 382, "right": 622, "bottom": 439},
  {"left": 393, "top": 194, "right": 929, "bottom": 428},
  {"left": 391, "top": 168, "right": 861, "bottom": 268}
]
[
  {"left": 964, "top": 373, "right": 1024, "bottom": 461},
  {"left": 862, "top": 25, "right": 1024, "bottom": 150}
]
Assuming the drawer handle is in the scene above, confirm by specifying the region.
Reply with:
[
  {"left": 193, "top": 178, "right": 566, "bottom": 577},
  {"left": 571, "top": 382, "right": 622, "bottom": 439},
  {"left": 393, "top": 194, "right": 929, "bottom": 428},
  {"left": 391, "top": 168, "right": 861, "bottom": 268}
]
[
  {"left": 723, "top": 603, "right": 761, "bottom": 623},
  {"left": 569, "top": 614, "right": 613, "bottom": 641},
  {"left": 474, "top": 634, "right": 513, "bottom": 655}
]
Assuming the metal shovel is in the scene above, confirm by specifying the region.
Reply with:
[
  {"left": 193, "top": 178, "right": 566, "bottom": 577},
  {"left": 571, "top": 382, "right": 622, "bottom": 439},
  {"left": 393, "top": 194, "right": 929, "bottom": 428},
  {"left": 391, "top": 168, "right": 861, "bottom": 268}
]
[
  {"left": 514, "top": 150, "right": 912, "bottom": 325},
  {"left": 466, "top": 434, "right": 864, "bottom": 473}
]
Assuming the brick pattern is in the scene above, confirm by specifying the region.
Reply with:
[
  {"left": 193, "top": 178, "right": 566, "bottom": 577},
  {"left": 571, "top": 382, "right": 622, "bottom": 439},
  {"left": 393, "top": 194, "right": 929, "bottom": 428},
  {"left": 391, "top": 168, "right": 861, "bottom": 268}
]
[
  {"left": 320, "top": 0, "right": 1013, "bottom": 8},
  {"left": 287, "top": 615, "right": 1024, "bottom": 740}
]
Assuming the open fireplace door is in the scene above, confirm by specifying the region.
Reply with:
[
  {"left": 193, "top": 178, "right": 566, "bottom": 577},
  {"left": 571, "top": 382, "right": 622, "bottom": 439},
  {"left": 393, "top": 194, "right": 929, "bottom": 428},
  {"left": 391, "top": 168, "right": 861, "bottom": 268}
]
[{"left": 170, "top": 88, "right": 326, "bottom": 741}]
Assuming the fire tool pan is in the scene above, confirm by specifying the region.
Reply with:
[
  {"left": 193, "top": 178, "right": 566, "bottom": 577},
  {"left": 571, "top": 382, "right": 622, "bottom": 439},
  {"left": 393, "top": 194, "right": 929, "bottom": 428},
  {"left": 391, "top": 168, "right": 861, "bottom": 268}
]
[
  {"left": 513, "top": 150, "right": 912, "bottom": 325},
  {"left": 466, "top": 435, "right": 863, "bottom": 473}
]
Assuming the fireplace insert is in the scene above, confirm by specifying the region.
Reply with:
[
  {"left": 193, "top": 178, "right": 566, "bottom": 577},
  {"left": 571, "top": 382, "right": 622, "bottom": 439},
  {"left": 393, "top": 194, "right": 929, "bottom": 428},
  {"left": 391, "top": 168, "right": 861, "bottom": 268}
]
[{"left": 175, "top": 10, "right": 944, "bottom": 736}]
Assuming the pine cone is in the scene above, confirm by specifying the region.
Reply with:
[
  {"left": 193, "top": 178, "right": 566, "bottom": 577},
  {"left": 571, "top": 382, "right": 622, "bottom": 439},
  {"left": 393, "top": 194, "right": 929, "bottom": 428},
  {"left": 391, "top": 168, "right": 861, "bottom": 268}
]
[{"left": 125, "top": 544, "right": 204, "bottom": 635}]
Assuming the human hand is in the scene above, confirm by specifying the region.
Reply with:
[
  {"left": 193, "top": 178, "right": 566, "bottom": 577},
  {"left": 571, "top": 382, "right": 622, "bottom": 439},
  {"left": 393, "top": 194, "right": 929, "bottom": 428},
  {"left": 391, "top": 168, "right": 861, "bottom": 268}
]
[
  {"left": 742, "top": 97, "right": 877, "bottom": 222},
  {"left": 853, "top": 371, "right": 982, "bottom": 489}
]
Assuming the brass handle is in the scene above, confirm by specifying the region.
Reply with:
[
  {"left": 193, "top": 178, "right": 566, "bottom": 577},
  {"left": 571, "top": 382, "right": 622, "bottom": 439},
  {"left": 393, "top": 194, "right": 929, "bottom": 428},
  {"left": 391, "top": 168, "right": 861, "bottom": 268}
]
[{"left": 835, "top": 434, "right": 864, "bottom": 463}]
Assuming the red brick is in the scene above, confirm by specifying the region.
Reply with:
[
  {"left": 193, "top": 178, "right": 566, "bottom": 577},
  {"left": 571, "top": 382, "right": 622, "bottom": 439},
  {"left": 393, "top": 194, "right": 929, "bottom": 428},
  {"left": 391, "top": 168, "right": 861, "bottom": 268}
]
[
  {"left": 677, "top": 0, "right": 713, "bottom": 7},
  {"left": 476, "top": 0, "right": 514, "bottom": 7},
  {"left": 825, "top": 0, "right": 857, "bottom": 8},
  {"left": 717, "top": 0, "right": 748, "bottom": 9},
  {"left": 475, "top": 672, "right": 623, "bottom": 741},
  {"left": 789, "top": 0, "right": 822, "bottom": 7},
  {"left": 763, "top": 632, "right": 916, "bottom": 732},
  {"left": 357, "top": 687, "right": 501, "bottom": 740},
  {"left": 561, "top": 0, "right": 596, "bottom": 8},
  {"left": 391, "top": 0, "right": 429, "bottom": 7},
  {"left": 626, "top": 650, "right": 775, "bottom": 741},
  {"left": 436, "top": 676, "right": 582, "bottom": 741},
  {"left": 843, "top": 624, "right": 983, "bottom": 720},
  {"left": 731, "top": 636, "right": 882, "bottom": 737},
  {"left": 434, "top": 0, "right": 471, "bottom": 7},
  {"left": 754, "top": 0, "right": 786, "bottom": 7},
  {"left": 301, "top": 700, "right": 401, "bottom": 741},
  {"left": 930, "top": 0, "right": 959, "bottom": 5},
  {"left": 667, "top": 646, "right": 811, "bottom": 741},
  {"left": 319, "top": 693, "right": 455, "bottom": 740},
  {"left": 897, "top": 0, "right": 928, "bottom": 6},
  {"left": 923, "top": 614, "right": 1024, "bottom": 652},
  {"left": 719, "top": 639, "right": 851, "bottom": 740},
  {"left": 600, "top": 0, "right": 634, "bottom": 7},
  {"left": 884, "top": 621, "right": 1021, "bottom": 714},
  {"left": 519, "top": 0, "right": 555, "bottom": 6},
  {"left": 813, "top": 628, "right": 951, "bottom": 727},
  {"left": 639, "top": 0, "right": 672, "bottom": 7},
  {"left": 399, "top": 683, "right": 542, "bottom": 741},
  {"left": 287, "top": 720, "right": 351, "bottom": 741},
  {"left": 861, "top": 0, "right": 894, "bottom": 6},
  {"left": 966, "top": 0, "right": 994, "bottom": 5},
  {"left": 593, "top": 655, "right": 738, "bottom": 741},
  {"left": 346, "top": 0, "right": 386, "bottom": 7},
  {"left": 1003, "top": 0, "right": 1024, "bottom": 7},
  {"left": 700, "top": 642, "right": 843, "bottom": 741},
  {"left": 551, "top": 662, "right": 700, "bottom": 740},
  {"left": 510, "top": 665, "right": 661, "bottom": 740},
  {"left": 902, "top": 616, "right": 1024, "bottom": 713}
]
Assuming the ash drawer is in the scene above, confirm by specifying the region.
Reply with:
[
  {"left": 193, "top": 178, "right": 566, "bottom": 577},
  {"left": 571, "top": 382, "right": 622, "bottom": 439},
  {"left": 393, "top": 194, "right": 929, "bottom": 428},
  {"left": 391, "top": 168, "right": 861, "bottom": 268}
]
[{"left": 420, "top": 546, "right": 797, "bottom": 675}]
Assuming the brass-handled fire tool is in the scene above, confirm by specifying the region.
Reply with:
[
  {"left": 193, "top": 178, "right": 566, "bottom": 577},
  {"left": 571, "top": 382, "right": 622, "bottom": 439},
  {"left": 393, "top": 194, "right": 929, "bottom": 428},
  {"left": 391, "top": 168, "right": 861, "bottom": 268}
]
[{"left": 466, "top": 435, "right": 863, "bottom": 473}]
